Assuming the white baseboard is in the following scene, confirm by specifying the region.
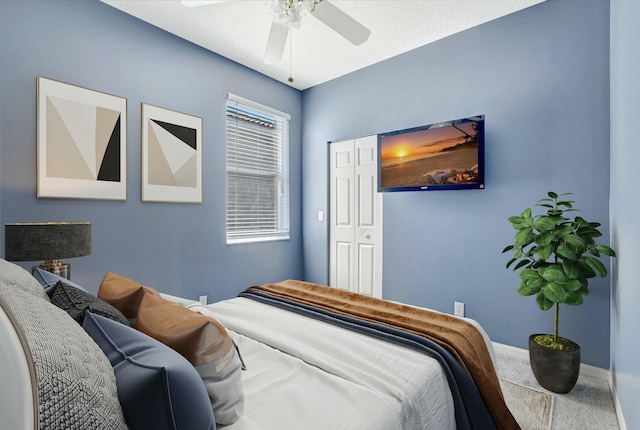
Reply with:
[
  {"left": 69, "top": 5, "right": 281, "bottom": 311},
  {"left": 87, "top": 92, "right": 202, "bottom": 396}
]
[
  {"left": 492, "top": 341, "right": 610, "bottom": 381},
  {"left": 610, "top": 377, "right": 628, "bottom": 430}
]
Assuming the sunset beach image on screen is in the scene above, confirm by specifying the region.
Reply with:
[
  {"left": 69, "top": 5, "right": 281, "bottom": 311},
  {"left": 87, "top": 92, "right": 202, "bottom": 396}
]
[{"left": 377, "top": 115, "right": 484, "bottom": 192}]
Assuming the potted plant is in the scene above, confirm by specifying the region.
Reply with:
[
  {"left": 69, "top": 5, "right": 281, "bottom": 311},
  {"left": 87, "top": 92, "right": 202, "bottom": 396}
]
[{"left": 502, "top": 191, "right": 615, "bottom": 393}]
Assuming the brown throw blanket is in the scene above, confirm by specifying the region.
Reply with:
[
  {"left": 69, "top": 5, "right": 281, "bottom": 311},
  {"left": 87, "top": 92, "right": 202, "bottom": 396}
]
[{"left": 245, "top": 280, "right": 519, "bottom": 430}]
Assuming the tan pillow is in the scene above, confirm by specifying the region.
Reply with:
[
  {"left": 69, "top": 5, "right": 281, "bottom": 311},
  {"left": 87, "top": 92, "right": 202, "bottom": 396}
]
[
  {"left": 97, "top": 272, "right": 160, "bottom": 320},
  {"left": 136, "top": 293, "right": 244, "bottom": 425}
]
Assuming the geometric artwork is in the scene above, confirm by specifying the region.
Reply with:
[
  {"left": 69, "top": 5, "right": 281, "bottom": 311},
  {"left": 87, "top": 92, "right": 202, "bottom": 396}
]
[
  {"left": 37, "top": 76, "right": 127, "bottom": 200},
  {"left": 141, "top": 103, "right": 202, "bottom": 203}
]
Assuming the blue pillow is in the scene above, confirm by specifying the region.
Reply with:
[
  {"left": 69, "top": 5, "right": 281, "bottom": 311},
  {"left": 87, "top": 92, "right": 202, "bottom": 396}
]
[
  {"left": 83, "top": 312, "right": 216, "bottom": 430},
  {"left": 32, "top": 268, "right": 88, "bottom": 297}
]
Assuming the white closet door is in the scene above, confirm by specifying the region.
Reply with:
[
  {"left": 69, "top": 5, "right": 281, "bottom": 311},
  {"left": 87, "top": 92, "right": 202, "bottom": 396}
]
[
  {"left": 329, "top": 135, "right": 382, "bottom": 298},
  {"left": 330, "top": 139, "right": 355, "bottom": 292}
]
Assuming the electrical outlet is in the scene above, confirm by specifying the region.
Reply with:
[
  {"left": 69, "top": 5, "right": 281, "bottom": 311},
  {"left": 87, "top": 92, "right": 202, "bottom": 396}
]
[
  {"left": 199, "top": 295, "right": 208, "bottom": 305},
  {"left": 454, "top": 301, "right": 465, "bottom": 317}
]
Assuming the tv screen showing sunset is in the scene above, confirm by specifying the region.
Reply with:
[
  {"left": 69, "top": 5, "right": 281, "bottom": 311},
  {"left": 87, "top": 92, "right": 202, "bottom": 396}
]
[{"left": 379, "top": 118, "right": 482, "bottom": 190}]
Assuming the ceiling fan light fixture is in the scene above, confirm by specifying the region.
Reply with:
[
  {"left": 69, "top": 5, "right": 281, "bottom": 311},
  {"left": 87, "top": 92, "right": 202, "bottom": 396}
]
[{"left": 273, "top": 0, "right": 322, "bottom": 27}]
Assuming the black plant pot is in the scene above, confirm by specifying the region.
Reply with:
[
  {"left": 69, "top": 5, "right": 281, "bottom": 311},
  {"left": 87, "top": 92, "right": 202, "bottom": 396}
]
[{"left": 528, "top": 334, "right": 580, "bottom": 394}]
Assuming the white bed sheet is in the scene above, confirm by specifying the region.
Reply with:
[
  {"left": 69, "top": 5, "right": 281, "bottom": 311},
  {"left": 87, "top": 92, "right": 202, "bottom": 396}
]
[{"left": 187, "top": 297, "right": 459, "bottom": 430}]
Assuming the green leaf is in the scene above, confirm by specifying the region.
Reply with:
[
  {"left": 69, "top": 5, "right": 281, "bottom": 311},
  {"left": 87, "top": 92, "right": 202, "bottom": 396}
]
[
  {"left": 537, "top": 204, "right": 554, "bottom": 209},
  {"left": 579, "top": 261, "right": 597, "bottom": 279},
  {"left": 502, "top": 245, "right": 514, "bottom": 253},
  {"left": 577, "top": 276, "right": 588, "bottom": 289},
  {"left": 587, "top": 247, "right": 600, "bottom": 257},
  {"left": 535, "top": 231, "right": 554, "bottom": 246},
  {"left": 513, "top": 259, "right": 531, "bottom": 270},
  {"left": 547, "top": 210, "right": 563, "bottom": 216},
  {"left": 506, "top": 257, "right": 517, "bottom": 269},
  {"left": 508, "top": 216, "right": 525, "bottom": 229},
  {"left": 574, "top": 216, "right": 588, "bottom": 226},
  {"left": 577, "top": 286, "right": 590, "bottom": 296},
  {"left": 564, "top": 292, "right": 584, "bottom": 306},
  {"left": 535, "top": 245, "right": 553, "bottom": 261},
  {"left": 557, "top": 201, "right": 574, "bottom": 209},
  {"left": 536, "top": 291, "right": 554, "bottom": 310},
  {"left": 577, "top": 226, "right": 603, "bottom": 238},
  {"left": 534, "top": 216, "right": 558, "bottom": 231},
  {"left": 547, "top": 191, "right": 558, "bottom": 199},
  {"left": 518, "top": 281, "right": 542, "bottom": 296},
  {"left": 519, "top": 268, "right": 540, "bottom": 282},
  {"left": 596, "top": 245, "right": 616, "bottom": 257},
  {"left": 564, "top": 234, "right": 586, "bottom": 251},
  {"left": 526, "top": 274, "right": 544, "bottom": 288},
  {"left": 556, "top": 244, "right": 578, "bottom": 260},
  {"left": 562, "top": 260, "right": 581, "bottom": 279},
  {"left": 515, "top": 228, "right": 535, "bottom": 247},
  {"left": 522, "top": 208, "right": 532, "bottom": 218},
  {"left": 584, "top": 256, "right": 607, "bottom": 277},
  {"left": 558, "top": 278, "right": 582, "bottom": 292},
  {"left": 523, "top": 217, "right": 534, "bottom": 228},
  {"left": 541, "top": 265, "right": 565, "bottom": 282},
  {"left": 543, "top": 282, "right": 568, "bottom": 303},
  {"left": 554, "top": 225, "right": 575, "bottom": 238}
]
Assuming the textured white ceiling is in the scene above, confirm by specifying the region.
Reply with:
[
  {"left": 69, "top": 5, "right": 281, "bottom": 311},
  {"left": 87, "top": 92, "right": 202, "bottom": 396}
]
[{"left": 101, "top": 0, "right": 546, "bottom": 90}]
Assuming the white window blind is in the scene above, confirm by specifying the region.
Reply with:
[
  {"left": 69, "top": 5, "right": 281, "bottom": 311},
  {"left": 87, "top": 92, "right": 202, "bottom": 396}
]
[{"left": 226, "top": 94, "right": 290, "bottom": 244}]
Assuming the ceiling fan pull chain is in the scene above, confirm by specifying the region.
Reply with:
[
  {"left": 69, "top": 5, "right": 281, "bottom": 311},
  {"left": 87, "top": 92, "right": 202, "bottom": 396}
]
[{"left": 288, "top": 13, "right": 294, "bottom": 83}]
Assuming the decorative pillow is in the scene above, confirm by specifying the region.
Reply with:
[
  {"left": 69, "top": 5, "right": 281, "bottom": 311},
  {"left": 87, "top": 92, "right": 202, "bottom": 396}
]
[
  {"left": 98, "top": 272, "right": 160, "bottom": 323},
  {"left": 0, "top": 283, "right": 128, "bottom": 429},
  {"left": 137, "top": 293, "right": 244, "bottom": 425},
  {"left": 51, "top": 281, "right": 130, "bottom": 326},
  {"left": 0, "top": 258, "right": 49, "bottom": 301},
  {"left": 83, "top": 312, "right": 216, "bottom": 430},
  {"left": 32, "top": 267, "right": 88, "bottom": 297}
]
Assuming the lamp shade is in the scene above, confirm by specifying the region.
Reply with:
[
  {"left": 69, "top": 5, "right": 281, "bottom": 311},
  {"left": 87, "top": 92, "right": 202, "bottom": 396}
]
[{"left": 5, "top": 222, "right": 92, "bottom": 262}]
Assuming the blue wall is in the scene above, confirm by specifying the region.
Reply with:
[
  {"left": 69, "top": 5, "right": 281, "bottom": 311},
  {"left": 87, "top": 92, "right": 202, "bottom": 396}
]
[
  {"left": 610, "top": 0, "right": 640, "bottom": 427},
  {"left": 301, "top": 0, "right": 612, "bottom": 368},
  {"left": 0, "top": 0, "right": 303, "bottom": 300},
  {"left": 0, "top": 0, "right": 621, "bottom": 372}
]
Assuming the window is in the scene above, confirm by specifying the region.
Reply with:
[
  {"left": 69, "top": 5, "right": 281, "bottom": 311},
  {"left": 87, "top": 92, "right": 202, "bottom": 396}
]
[{"left": 226, "top": 94, "right": 290, "bottom": 244}]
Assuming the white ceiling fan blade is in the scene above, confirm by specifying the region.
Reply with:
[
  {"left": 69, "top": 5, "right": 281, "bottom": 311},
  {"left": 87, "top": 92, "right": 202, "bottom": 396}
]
[
  {"left": 180, "top": 0, "right": 231, "bottom": 8},
  {"left": 263, "top": 19, "right": 290, "bottom": 64},
  {"left": 312, "top": 1, "right": 371, "bottom": 46}
]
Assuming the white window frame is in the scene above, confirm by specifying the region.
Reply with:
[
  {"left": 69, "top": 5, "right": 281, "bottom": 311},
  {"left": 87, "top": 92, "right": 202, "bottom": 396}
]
[{"left": 225, "top": 93, "right": 290, "bottom": 244}]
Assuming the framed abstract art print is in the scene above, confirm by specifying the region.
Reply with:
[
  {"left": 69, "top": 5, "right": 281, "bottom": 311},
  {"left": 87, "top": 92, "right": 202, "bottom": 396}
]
[
  {"left": 141, "top": 103, "right": 202, "bottom": 203},
  {"left": 37, "top": 76, "right": 127, "bottom": 200}
]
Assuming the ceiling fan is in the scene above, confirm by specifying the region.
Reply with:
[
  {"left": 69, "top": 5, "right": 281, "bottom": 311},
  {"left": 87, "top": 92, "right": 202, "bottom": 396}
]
[{"left": 181, "top": 0, "right": 371, "bottom": 65}]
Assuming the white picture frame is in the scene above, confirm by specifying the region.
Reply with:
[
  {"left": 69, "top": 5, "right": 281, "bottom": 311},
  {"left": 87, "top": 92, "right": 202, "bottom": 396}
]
[
  {"left": 141, "top": 103, "right": 202, "bottom": 203},
  {"left": 37, "top": 76, "right": 127, "bottom": 200}
]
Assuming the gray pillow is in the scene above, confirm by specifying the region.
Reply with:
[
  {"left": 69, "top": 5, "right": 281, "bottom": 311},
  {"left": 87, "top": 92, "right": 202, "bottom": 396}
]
[
  {"left": 0, "top": 283, "right": 128, "bottom": 429},
  {"left": 51, "top": 281, "right": 130, "bottom": 326},
  {"left": 83, "top": 312, "right": 216, "bottom": 430},
  {"left": 0, "top": 258, "right": 50, "bottom": 301}
]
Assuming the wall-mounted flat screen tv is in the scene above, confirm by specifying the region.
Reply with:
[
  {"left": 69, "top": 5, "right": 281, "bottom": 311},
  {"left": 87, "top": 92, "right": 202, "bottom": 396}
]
[{"left": 378, "top": 115, "right": 485, "bottom": 192}]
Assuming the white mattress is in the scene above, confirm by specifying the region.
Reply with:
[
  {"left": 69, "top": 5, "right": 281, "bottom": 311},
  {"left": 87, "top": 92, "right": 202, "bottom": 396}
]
[{"left": 186, "top": 297, "right": 464, "bottom": 430}]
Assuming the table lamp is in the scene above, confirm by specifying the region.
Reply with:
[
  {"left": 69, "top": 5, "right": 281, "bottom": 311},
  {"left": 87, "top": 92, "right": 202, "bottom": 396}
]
[{"left": 4, "top": 222, "right": 92, "bottom": 280}]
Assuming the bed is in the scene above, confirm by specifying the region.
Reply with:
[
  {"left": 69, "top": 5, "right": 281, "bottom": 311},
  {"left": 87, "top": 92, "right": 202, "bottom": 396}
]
[{"left": 0, "top": 258, "right": 519, "bottom": 430}]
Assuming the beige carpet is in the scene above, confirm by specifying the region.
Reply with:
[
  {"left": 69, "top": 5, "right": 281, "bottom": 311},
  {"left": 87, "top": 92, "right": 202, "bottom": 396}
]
[{"left": 500, "top": 379, "right": 554, "bottom": 430}]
